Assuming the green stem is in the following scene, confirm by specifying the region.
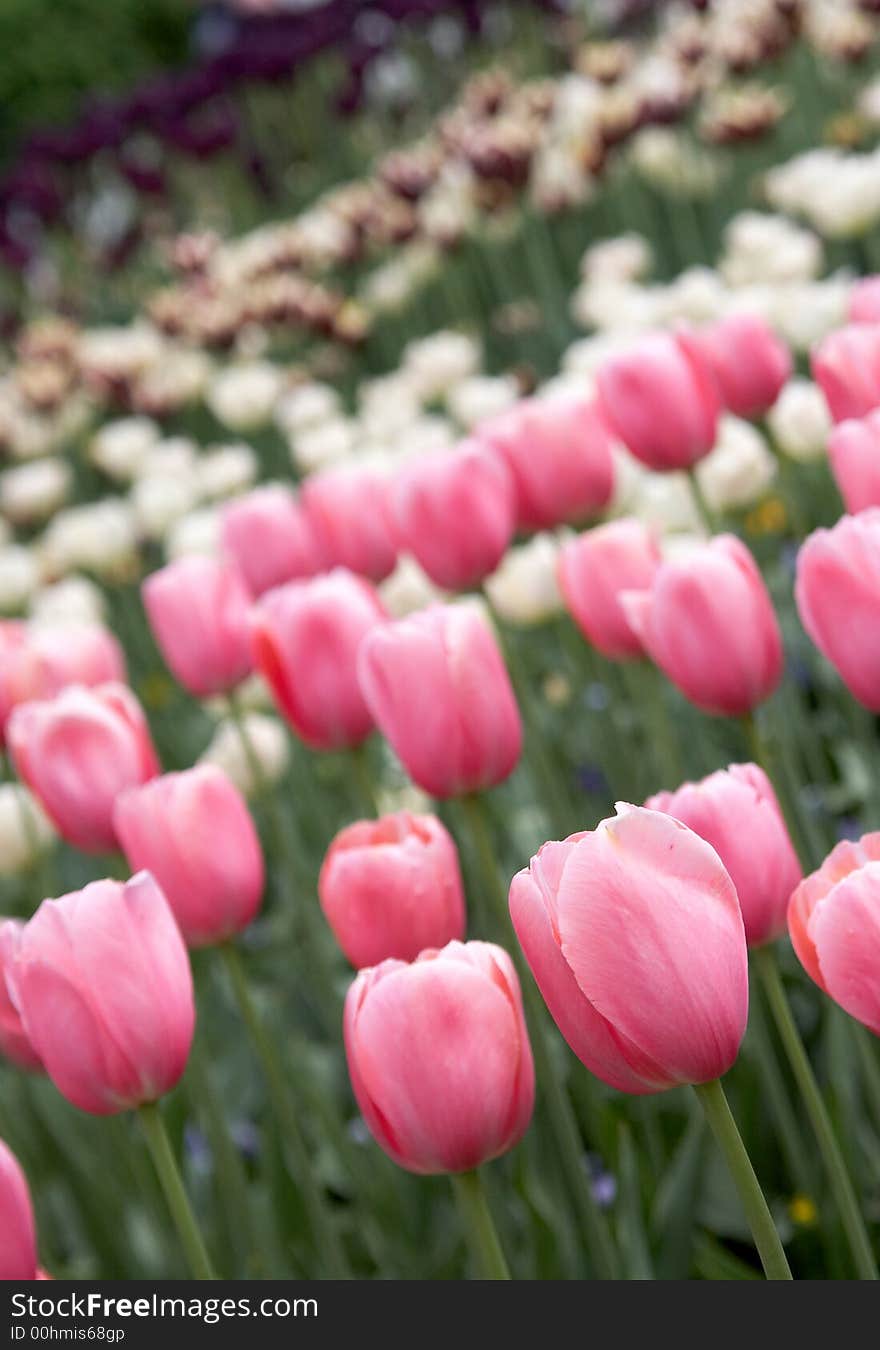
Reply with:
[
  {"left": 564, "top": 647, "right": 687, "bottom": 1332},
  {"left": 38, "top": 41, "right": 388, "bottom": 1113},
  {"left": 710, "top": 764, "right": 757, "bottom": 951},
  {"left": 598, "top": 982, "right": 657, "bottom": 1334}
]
[
  {"left": 853, "top": 1021, "right": 880, "bottom": 1133},
  {"left": 139, "top": 1102, "right": 217, "bottom": 1280},
  {"left": 219, "top": 942, "right": 350, "bottom": 1278},
  {"left": 755, "top": 946, "right": 878, "bottom": 1279},
  {"left": 451, "top": 1170, "right": 511, "bottom": 1280},
  {"left": 687, "top": 467, "right": 719, "bottom": 535},
  {"left": 693, "top": 1079, "right": 792, "bottom": 1281},
  {"left": 350, "top": 742, "right": 381, "bottom": 818}
]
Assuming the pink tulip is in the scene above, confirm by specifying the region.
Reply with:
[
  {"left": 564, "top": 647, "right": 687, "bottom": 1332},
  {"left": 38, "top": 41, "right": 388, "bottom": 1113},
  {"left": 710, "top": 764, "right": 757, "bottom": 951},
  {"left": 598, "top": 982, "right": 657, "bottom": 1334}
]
[
  {"left": 796, "top": 509, "right": 880, "bottom": 710},
  {"left": 358, "top": 602, "right": 522, "bottom": 797},
  {"left": 142, "top": 556, "right": 253, "bottom": 699},
  {"left": 8, "top": 872, "right": 194, "bottom": 1114},
  {"left": 789, "top": 832, "right": 880, "bottom": 1035},
  {"left": 622, "top": 535, "right": 783, "bottom": 715},
  {"left": 114, "top": 766, "right": 264, "bottom": 947},
  {"left": 221, "top": 484, "right": 321, "bottom": 598},
  {"left": 509, "top": 804, "right": 748, "bottom": 1093},
  {"left": 0, "top": 1138, "right": 38, "bottom": 1280},
  {"left": 251, "top": 568, "right": 386, "bottom": 750},
  {"left": 344, "top": 940, "right": 534, "bottom": 1173},
  {"left": 596, "top": 329, "right": 720, "bottom": 470},
  {"left": 829, "top": 411, "right": 880, "bottom": 513},
  {"left": 0, "top": 621, "right": 126, "bottom": 742},
  {"left": 848, "top": 276, "right": 880, "bottom": 325},
  {"left": 812, "top": 323, "right": 880, "bottom": 423},
  {"left": 557, "top": 518, "right": 661, "bottom": 660},
  {"left": 478, "top": 396, "right": 614, "bottom": 531},
  {"left": 699, "top": 313, "right": 792, "bottom": 420},
  {"left": 393, "top": 440, "right": 515, "bottom": 590},
  {"left": 7, "top": 684, "right": 160, "bottom": 853},
  {"left": 319, "top": 812, "right": 465, "bottom": 967},
  {"left": 646, "top": 763, "right": 802, "bottom": 946},
  {"left": 301, "top": 464, "right": 398, "bottom": 583},
  {"left": 0, "top": 921, "right": 42, "bottom": 1070}
]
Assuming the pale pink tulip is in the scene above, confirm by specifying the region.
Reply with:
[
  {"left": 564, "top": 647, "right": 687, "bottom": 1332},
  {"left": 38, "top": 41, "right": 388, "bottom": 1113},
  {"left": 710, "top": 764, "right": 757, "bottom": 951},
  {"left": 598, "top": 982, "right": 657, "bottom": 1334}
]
[
  {"left": 829, "top": 411, "right": 880, "bottom": 514},
  {"left": 699, "top": 312, "right": 791, "bottom": 420},
  {"left": 0, "top": 622, "right": 125, "bottom": 742},
  {"left": 221, "top": 484, "right": 320, "bottom": 598},
  {"left": 812, "top": 323, "right": 880, "bottom": 423},
  {"left": 0, "top": 921, "right": 42, "bottom": 1071},
  {"left": 143, "top": 555, "right": 253, "bottom": 699},
  {"left": 0, "top": 1138, "right": 38, "bottom": 1280},
  {"left": 557, "top": 518, "right": 661, "bottom": 660},
  {"left": 848, "top": 276, "right": 880, "bottom": 325},
  {"left": 301, "top": 463, "right": 398, "bottom": 582}
]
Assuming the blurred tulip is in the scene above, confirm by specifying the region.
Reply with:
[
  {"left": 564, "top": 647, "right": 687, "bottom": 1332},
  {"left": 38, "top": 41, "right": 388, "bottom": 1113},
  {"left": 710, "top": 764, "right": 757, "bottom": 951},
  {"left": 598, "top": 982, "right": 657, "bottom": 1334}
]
[
  {"left": 0, "top": 921, "right": 41, "bottom": 1070},
  {"left": 829, "top": 411, "right": 880, "bottom": 513},
  {"left": 509, "top": 804, "right": 748, "bottom": 1092},
  {"left": 596, "top": 330, "right": 720, "bottom": 471},
  {"left": 344, "top": 940, "right": 534, "bottom": 1173},
  {"left": 796, "top": 509, "right": 880, "bottom": 710},
  {"left": 848, "top": 276, "right": 880, "bottom": 324},
  {"left": 143, "top": 556, "right": 253, "bottom": 700},
  {"left": 114, "top": 767, "right": 264, "bottom": 948},
  {"left": 647, "top": 764, "right": 802, "bottom": 946},
  {"left": 478, "top": 396, "right": 614, "bottom": 531},
  {"left": 301, "top": 463, "right": 398, "bottom": 582},
  {"left": 767, "top": 378, "right": 832, "bottom": 463},
  {"left": 558, "top": 518, "right": 661, "bottom": 660},
  {"left": 8, "top": 684, "right": 159, "bottom": 853},
  {"left": 359, "top": 601, "right": 522, "bottom": 797},
  {"left": 320, "top": 811, "right": 465, "bottom": 967},
  {"left": 393, "top": 440, "right": 515, "bottom": 590},
  {"left": 252, "top": 569, "right": 386, "bottom": 750},
  {"left": 622, "top": 535, "right": 783, "bottom": 715},
  {"left": 0, "top": 621, "right": 126, "bottom": 742},
  {"left": 812, "top": 323, "right": 880, "bottom": 423},
  {"left": 9, "top": 872, "right": 194, "bottom": 1114},
  {"left": 484, "top": 533, "right": 563, "bottom": 627},
  {"left": 221, "top": 484, "right": 320, "bottom": 598},
  {"left": 0, "top": 1138, "right": 38, "bottom": 1280},
  {"left": 699, "top": 313, "right": 791, "bottom": 419}
]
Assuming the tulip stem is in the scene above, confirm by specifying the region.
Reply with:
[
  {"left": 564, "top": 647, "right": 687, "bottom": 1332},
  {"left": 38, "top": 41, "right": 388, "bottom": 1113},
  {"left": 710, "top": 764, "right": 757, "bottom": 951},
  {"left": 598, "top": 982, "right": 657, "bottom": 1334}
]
[
  {"left": 139, "top": 1101, "right": 217, "bottom": 1280},
  {"left": 350, "top": 742, "right": 381, "bottom": 818},
  {"left": 687, "top": 468, "right": 719, "bottom": 535},
  {"left": 219, "top": 942, "right": 351, "bottom": 1278},
  {"left": 693, "top": 1079, "right": 792, "bottom": 1280},
  {"left": 451, "top": 1169, "right": 511, "bottom": 1280},
  {"left": 754, "top": 945, "right": 878, "bottom": 1280}
]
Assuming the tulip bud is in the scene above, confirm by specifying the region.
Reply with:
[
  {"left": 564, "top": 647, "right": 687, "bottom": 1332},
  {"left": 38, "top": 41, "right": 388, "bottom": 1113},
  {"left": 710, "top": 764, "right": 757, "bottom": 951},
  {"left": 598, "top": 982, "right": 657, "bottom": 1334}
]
[
  {"left": 320, "top": 812, "right": 465, "bottom": 967},
  {"left": 358, "top": 601, "right": 522, "bottom": 797},
  {"left": 221, "top": 484, "right": 321, "bottom": 598},
  {"left": 199, "top": 712, "right": 289, "bottom": 798},
  {"left": 796, "top": 509, "right": 880, "bottom": 710},
  {"left": 596, "top": 329, "right": 720, "bottom": 470},
  {"left": 829, "top": 410, "right": 880, "bottom": 513},
  {"left": 622, "top": 535, "right": 782, "bottom": 714},
  {"left": 699, "top": 312, "right": 792, "bottom": 419},
  {"left": 647, "top": 763, "right": 802, "bottom": 946},
  {"left": 301, "top": 463, "right": 398, "bottom": 583},
  {"left": 0, "top": 921, "right": 42, "bottom": 1070},
  {"left": 812, "top": 323, "right": 880, "bottom": 423},
  {"left": 251, "top": 569, "right": 386, "bottom": 750},
  {"left": 393, "top": 440, "right": 516, "bottom": 590},
  {"left": 143, "top": 555, "right": 253, "bottom": 699},
  {"left": 8, "top": 684, "right": 160, "bottom": 853},
  {"left": 0, "top": 621, "right": 126, "bottom": 742},
  {"left": 114, "top": 767, "right": 264, "bottom": 948},
  {"left": 0, "top": 785, "right": 55, "bottom": 878},
  {"left": 509, "top": 804, "right": 748, "bottom": 1092},
  {"left": 789, "top": 832, "right": 880, "bottom": 1035},
  {"left": 766, "top": 377, "right": 832, "bottom": 462},
  {"left": 8, "top": 872, "right": 194, "bottom": 1114},
  {"left": 344, "top": 940, "right": 534, "bottom": 1173},
  {"left": 484, "top": 533, "right": 564, "bottom": 627},
  {"left": 848, "top": 275, "right": 880, "bottom": 324},
  {"left": 0, "top": 1139, "right": 38, "bottom": 1279},
  {"left": 558, "top": 518, "right": 661, "bottom": 660}
]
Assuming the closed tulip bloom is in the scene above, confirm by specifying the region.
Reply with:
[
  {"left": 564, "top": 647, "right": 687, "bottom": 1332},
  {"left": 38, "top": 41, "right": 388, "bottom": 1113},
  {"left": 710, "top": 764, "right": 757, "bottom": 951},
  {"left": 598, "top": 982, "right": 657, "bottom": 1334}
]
[
  {"left": 0, "top": 921, "right": 42, "bottom": 1070},
  {"left": 358, "top": 602, "right": 522, "bottom": 797},
  {"left": 143, "top": 556, "right": 253, "bottom": 699},
  {"left": 699, "top": 313, "right": 792, "bottom": 420},
  {"left": 114, "top": 766, "right": 264, "bottom": 947},
  {"left": 848, "top": 276, "right": 880, "bottom": 324},
  {"left": 812, "top": 323, "right": 880, "bottom": 423},
  {"left": 7, "top": 684, "right": 159, "bottom": 853},
  {"left": 596, "top": 329, "right": 720, "bottom": 471},
  {"left": 789, "top": 833, "right": 880, "bottom": 1035},
  {"left": 796, "top": 509, "right": 880, "bottom": 710},
  {"left": 221, "top": 484, "right": 320, "bottom": 598},
  {"left": 319, "top": 812, "right": 465, "bottom": 967},
  {"left": 0, "top": 1139, "right": 38, "bottom": 1280},
  {"left": 509, "top": 805, "right": 748, "bottom": 1093},
  {"left": 301, "top": 463, "right": 398, "bottom": 583},
  {"left": 622, "top": 535, "right": 783, "bottom": 715},
  {"left": 0, "top": 621, "right": 125, "bottom": 741},
  {"left": 344, "top": 940, "right": 534, "bottom": 1173},
  {"left": 9, "top": 873, "right": 194, "bottom": 1115},
  {"left": 558, "top": 518, "right": 661, "bottom": 660},
  {"left": 393, "top": 440, "right": 515, "bottom": 590},
  {"left": 478, "top": 396, "right": 614, "bottom": 531},
  {"left": 829, "top": 411, "right": 880, "bottom": 513},
  {"left": 647, "top": 764, "right": 802, "bottom": 946},
  {"left": 251, "top": 569, "right": 386, "bottom": 750}
]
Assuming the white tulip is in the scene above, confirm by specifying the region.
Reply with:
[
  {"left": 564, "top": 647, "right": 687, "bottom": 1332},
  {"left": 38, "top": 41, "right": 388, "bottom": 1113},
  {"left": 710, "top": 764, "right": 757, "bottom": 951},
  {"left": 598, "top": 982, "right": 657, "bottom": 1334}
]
[
  {"left": 30, "top": 575, "right": 106, "bottom": 627},
  {"left": 378, "top": 554, "right": 446, "bottom": 618},
  {"left": 206, "top": 362, "right": 285, "bottom": 431},
  {"left": 0, "top": 785, "right": 56, "bottom": 876},
  {"left": 695, "top": 417, "right": 776, "bottom": 512},
  {"left": 484, "top": 533, "right": 564, "bottom": 627},
  {"left": 766, "top": 378, "right": 832, "bottom": 462},
  {"left": 198, "top": 443, "right": 258, "bottom": 500},
  {"left": 0, "top": 457, "right": 71, "bottom": 526},
  {"left": 90, "top": 416, "right": 160, "bottom": 481},
  {"left": 0, "top": 545, "right": 39, "bottom": 612},
  {"left": 40, "top": 499, "right": 138, "bottom": 579},
  {"left": 200, "top": 713, "right": 290, "bottom": 798},
  {"left": 447, "top": 375, "right": 520, "bottom": 429}
]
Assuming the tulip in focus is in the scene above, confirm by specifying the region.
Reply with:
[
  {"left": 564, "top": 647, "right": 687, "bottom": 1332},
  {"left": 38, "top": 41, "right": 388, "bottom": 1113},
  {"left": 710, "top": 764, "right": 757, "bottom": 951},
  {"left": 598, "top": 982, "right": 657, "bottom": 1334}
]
[
  {"left": 509, "top": 804, "right": 748, "bottom": 1092},
  {"left": 557, "top": 518, "right": 661, "bottom": 660},
  {"left": 0, "top": 921, "right": 41, "bottom": 1070},
  {"left": 829, "top": 411, "right": 880, "bottom": 513},
  {"left": 344, "top": 940, "right": 534, "bottom": 1173},
  {"left": 8, "top": 872, "right": 194, "bottom": 1114},
  {"left": 320, "top": 811, "right": 465, "bottom": 967},
  {"left": 143, "top": 555, "right": 253, "bottom": 699},
  {"left": 647, "top": 764, "right": 802, "bottom": 946},
  {"left": 812, "top": 323, "right": 880, "bottom": 423},
  {"left": 358, "top": 601, "right": 522, "bottom": 797},
  {"left": 699, "top": 312, "right": 792, "bottom": 420},
  {"left": 114, "top": 766, "right": 264, "bottom": 947},
  {"left": 7, "top": 684, "right": 160, "bottom": 853},
  {"left": 0, "top": 1138, "right": 39, "bottom": 1280},
  {"left": 221, "top": 484, "right": 320, "bottom": 598},
  {"left": 622, "top": 535, "right": 783, "bottom": 715},
  {"left": 301, "top": 462, "right": 398, "bottom": 583}
]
